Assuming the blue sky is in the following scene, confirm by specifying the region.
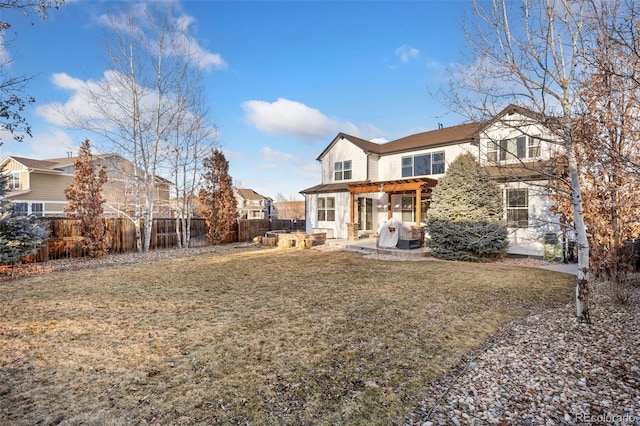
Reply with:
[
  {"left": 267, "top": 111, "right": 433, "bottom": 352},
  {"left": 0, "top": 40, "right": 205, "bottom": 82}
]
[{"left": 0, "top": 0, "right": 472, "bottom": 200}]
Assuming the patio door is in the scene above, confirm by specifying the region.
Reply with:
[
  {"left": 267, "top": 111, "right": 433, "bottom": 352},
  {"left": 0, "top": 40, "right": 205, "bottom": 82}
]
[{"left": 358, "top": 198, "right": 373, "bottom": 231}]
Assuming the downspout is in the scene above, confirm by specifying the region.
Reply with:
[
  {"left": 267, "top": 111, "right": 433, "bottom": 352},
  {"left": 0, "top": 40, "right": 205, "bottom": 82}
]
[{"left": 365, "top": 151, "right": 370, "bottom": 181}]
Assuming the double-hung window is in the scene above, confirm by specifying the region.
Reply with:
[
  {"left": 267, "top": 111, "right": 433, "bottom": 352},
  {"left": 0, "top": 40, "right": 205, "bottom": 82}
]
[
  {"left": 527, "top": 136, "right": 541, "bottom": 158},
  {"left": 492, "top": 136, "right": 541, "bottom": 162},
  {"left": 14, "top": 202, "right": 28, "bottom": 216},
  {"left": 432, "top": 152, "right": 445, "bottom": 174},
  {"left": 499, "top": 137, "right": 527, "bottom": 161},
  {"left": 334, "top": 160, "right": 352, "bottom": 181},
  {"left": 486, "top": 141, "right": 499, "bottom": 162},
  {"left": 8, "top": 172, "right": 20, "bottom": 190},
  {"left": 317, "top": 197, "right": 335, "bottom": 222},
  {"left": 506, "top": 189, "right": 528, "bottom": 228},
  {"left": 401, "top": 197, "right": 414, "bottom": 222},
  {"left": 401, "top": 151, "right": 445, "bottom": 177},
  {"left": 31, "top": 203, "right": 44, "bottom": 217}
]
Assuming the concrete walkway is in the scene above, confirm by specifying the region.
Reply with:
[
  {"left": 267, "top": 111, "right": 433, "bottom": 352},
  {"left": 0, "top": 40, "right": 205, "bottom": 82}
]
[
  {"left": 325, "top": 237, "right": 431, "bottom": 258},
  {"left": 537, "top": 262, "right": 578, "bottom": 275},
  {"left": 323, "top": 237, "right": 579, "bottom": 275}
]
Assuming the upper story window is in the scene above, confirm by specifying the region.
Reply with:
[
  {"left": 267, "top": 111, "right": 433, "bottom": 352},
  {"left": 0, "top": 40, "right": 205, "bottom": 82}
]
[
  {"left": 401, "top": 151, "right": 445, "bottom": 177},
  {"left": 527, "top": 136, "right": 541, "bottom": 158},
  {"left": 8, "top": 171, "right": 20, "bottom": 190},
  {"left": 334, "top": 160, "right": 352, "bottom": 181},
  {"left": 487, "top": 136, "right": 541, "bottom": 162}
]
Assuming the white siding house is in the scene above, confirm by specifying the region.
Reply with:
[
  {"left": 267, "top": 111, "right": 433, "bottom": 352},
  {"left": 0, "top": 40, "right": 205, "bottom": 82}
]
[{"left": 301, "top": 105, "right": 565, "bottom": 256}]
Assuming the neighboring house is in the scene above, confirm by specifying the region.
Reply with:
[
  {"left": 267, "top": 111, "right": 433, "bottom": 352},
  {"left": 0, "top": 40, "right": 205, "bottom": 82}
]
[
  {"left": 0, "top": 154, "right": 172, "bottom": 218},
  {"left": 273, "top": 201, "right": 305, "bottom": 220},
  {"left": 234, "top": 188, "right": 275, "bottom": 220},
  {"left": 301, "top": 105, "right": 563, "bottom": 256}
]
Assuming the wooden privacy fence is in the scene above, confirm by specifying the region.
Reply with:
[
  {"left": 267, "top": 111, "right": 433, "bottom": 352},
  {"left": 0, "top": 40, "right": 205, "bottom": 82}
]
[
  {"left": 235, "top": 219, "right": 306, "bottom": 242},
  {"left": 38, "top": 218, "right": 209, "bottom": 261},
  {"left": 32, "top": 217, "right": 305, "bottom": 262}
]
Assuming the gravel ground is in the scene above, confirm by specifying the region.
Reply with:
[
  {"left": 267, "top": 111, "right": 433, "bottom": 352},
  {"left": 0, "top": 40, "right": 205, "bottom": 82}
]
[
  {"left": 410, "top": 285, "right": 640, "bottom": 426},
  {"left": 2, "top": 243, "right": 638, "bottom": 425}
]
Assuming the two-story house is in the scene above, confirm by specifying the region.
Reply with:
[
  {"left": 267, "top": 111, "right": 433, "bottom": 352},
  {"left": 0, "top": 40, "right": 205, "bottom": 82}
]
[
  {"left": 0, "top": 154, "right": 172, "bottom": 217},
  {"left": 301, "top": 105, "right": 563, "bottom": 256},
  {"left": 234, "top": 188, "right": 275, "bottom": 220}
]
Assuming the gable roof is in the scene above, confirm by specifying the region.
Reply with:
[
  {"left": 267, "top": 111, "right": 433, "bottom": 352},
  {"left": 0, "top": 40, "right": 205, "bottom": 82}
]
[
  {"left": 317, "top": 122, "right": 484, "bottom": 161},
  {"left": 236, "top": 188, "right": 268, "bottom": 201},
  {"left": 2, "top": 156, "right": 61, "bottom": 171},
  {"left": 43, "top": 153, "right": 122, "bottom": 169},
  {"left": 0, "top": 153, "right": 173, "bottom": 184},
  {"left": 377, "top": 122, "right": 483, "bottom": 154}
]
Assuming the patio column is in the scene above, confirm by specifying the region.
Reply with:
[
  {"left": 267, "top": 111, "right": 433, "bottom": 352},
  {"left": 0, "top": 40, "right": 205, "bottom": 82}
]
[
  {"left": 387, "top": 192, "right": 392, "bottom": 220},
  {"left": 415, "top": 188, "right": 422, "bottom": 225},
  {"left": 350, "top": 191, "right": 356, "bottom": 223}
]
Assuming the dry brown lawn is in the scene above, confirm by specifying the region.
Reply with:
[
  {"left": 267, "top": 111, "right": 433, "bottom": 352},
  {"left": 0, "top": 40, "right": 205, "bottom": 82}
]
[{"left": 0, "top": 247, "right": 574, "bottom": 425}]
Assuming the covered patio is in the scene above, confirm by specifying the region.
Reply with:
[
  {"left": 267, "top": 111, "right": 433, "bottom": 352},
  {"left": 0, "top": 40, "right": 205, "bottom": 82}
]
[{"left": 346, "top": 177, "right": 438, "bottom": 240}]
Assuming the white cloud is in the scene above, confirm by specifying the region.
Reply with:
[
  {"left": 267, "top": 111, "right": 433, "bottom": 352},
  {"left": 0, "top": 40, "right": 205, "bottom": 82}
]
[
  {"left": 169, "top": 16, "right": 227, "bottom": 71},
  {"left": 97, "top": 3, "right": 226, "bottom": 73},
  {"left": 36, "top": 71, "right": 123, "bottom": 127},
  {"left": 395, "top": 45, "right": 419, "bottom": 63},
  {"left": 242, "top": 98, "right": 340, "bottom": 142},
  {"left": 220, "top": 147, "right": 246, "bottom": 161},
  {"left": 27, "top": 128, "right": 78, "bottom": 158},
  {"left": 261, "top": 146, "right": 298, "bottom": 163},
  {"left": 38, "top": 70, "right": 208, "bottom": 135},
  {"left": 0, "top": 33, "right": 11, "bottom": 66},
  {"left": 370, "top": 137, "right": 388, "bottom": 144},
  {"left": 1, "top": 127, "right": 77, "bottom": 160},
  {"left": 242, "top": 98, "right": 387, "bottom": 143},
  {"left": 259, "top": 147, "right": 320, "bottom": 180}
]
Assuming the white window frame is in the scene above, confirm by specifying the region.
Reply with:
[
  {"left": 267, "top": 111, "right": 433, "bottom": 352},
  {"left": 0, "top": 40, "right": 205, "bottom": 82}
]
[
  {"left": 401, "top": 151, "right": 446, "bottom": 177},
  {"left": 486, "top": 141, "right": 498, "bottom": 163},
  {"left": 506, "top": 188, "right": 529, "bottom": 228},
  {"left": 317, "top": 197, "right": 336, "bottom": 222},
  {"left": 8, "top": 171, "right": 21, "bottom": 190},
  {"left": 527, "top": 136, "right": 541, "bottom": 158},
  {"left": 334, "top": 160, "right": 352, "bottom": 181},
  {"left": 31, "top": 203, "right": 44, "bottom": 217},
  {"left": 496, "top": 136, "right": 540, "bottom": 162},
  {"left": 401, "top": 197, "right": 414, "bottom": 222}
]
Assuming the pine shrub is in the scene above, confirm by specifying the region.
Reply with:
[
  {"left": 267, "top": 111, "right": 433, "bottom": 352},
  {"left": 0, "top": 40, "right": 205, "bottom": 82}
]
[
  {"left": 427, "top": 153, "right": 508, "bottom": 261},
  {"left": 0, "top": 167, "right": 48, "bottom": 264}
]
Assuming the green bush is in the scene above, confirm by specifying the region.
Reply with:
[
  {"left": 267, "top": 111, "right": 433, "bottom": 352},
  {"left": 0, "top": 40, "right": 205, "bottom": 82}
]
[
  {"left": 426, "top": 153, "right": 508, "bottom": 262},
  {"left": 428, "top": 220, "right": 508, "bottom": 262}
]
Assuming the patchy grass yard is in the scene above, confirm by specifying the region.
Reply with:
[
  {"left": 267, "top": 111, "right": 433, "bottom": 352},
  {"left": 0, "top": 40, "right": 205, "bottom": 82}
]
[{"left": 0, "top": 248, "right": 574, "bottom": 425}]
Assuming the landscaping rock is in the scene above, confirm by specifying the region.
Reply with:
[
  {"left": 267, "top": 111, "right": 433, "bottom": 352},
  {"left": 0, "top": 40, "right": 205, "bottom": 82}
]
[{"left": 413, "top": 287, "right": 640, "bottom": 426}]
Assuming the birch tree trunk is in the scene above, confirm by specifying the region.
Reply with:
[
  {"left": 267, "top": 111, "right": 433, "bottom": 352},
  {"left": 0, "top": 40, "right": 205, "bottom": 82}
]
[
  {"left": 446, "top": 0, "right": 594, "bottom": 321},
  {"left": 51, "top": 2, "right": 218, "bottom": 253},
  {"left": 565, "top": 137, "right": 590, "bottom": 322}
]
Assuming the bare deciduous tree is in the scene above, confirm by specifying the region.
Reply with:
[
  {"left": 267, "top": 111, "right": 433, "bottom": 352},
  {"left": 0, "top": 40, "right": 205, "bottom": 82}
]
[
  {"left": 163, "top": 55, "right": 217, "bottom": 248},
  {"left": 55, "top": 2, "right": 215, "bottom": 252},
  {"left": 548, "top": 0, "right": 640, "bottom": 303},
  {"left": 445, "top": 0, "right": 592, "bottom": 321}
]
